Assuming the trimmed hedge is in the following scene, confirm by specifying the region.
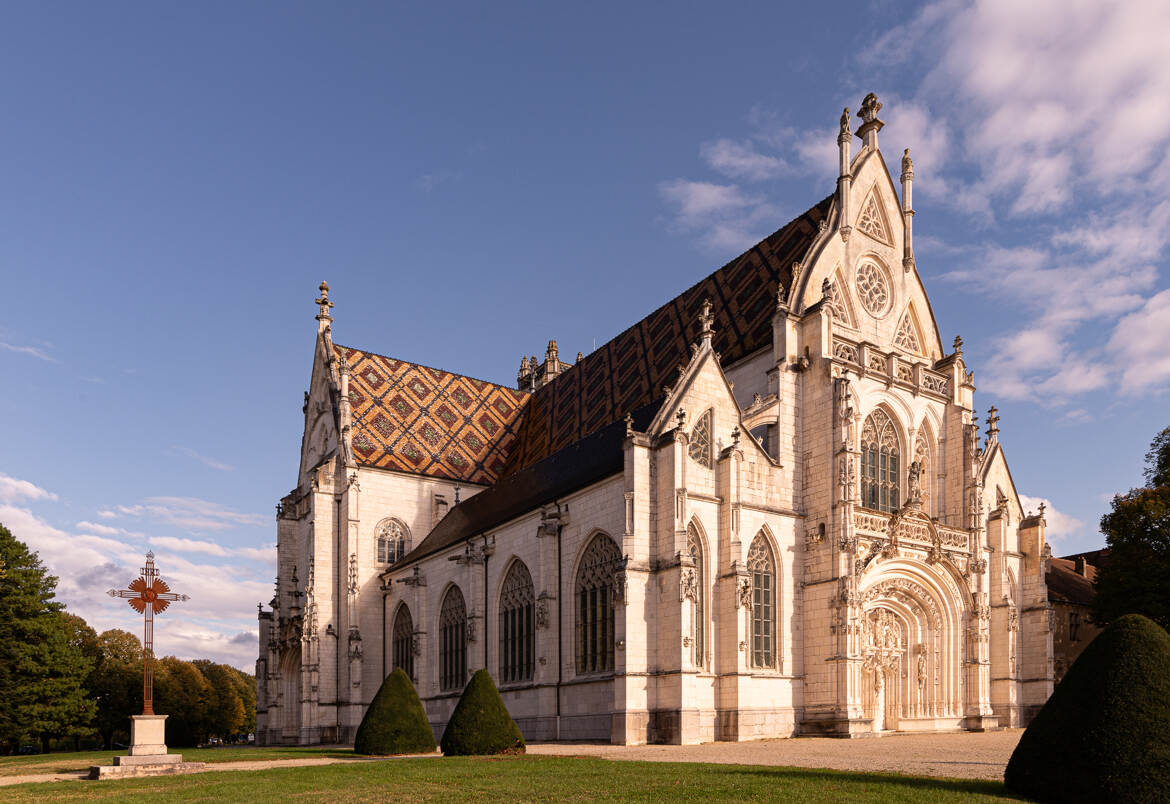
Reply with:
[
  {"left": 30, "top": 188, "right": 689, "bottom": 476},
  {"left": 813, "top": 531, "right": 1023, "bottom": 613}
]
[
  {"left": 440, "top": 669, "right": 525, "bottom": 756},
  {"left": 353, "top": 667, "right": 436, "bottom": 755},
  {"left": 1004, "top": 613, "right": 1170, "bottom": 803}
]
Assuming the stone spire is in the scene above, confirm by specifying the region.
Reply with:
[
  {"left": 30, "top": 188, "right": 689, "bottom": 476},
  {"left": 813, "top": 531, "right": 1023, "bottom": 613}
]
[
  {"left": 315, "top": 281, "right": 334, "bottom": 331},
  {"left": 838, "top": 106, "right": 853, "bottom": 242},
  {"left": 855, "top": 92, "right": 884, "bottom": 150},
  {"left": 900, "top": 148, "right": 916, "bottom": 272}
]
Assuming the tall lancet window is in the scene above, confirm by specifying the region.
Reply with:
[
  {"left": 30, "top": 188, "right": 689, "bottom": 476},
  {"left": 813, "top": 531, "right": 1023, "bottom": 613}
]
[
  {"left": 687, "top": 524, "right": 705, "bottom": 667},
  {"left": 499, "top": 560, "right": 535, "bottom": 684},
  {"left": 392, "top": 603, "right": 414, "bottom": 681},
  {"left": 748, "top": 533, "right": 777, "bottom": 668},
  {"left": 861, "top": 409, "right": 900, "bottom": 513},
  {"left": 439, "top": 586, "right": 467, "bottom": 691},
  {"left": 575, "top": 533, "right": 621, "bottom": 675},
  {"left": 376, "top": 518, "right": 410, "bottom": 565}
]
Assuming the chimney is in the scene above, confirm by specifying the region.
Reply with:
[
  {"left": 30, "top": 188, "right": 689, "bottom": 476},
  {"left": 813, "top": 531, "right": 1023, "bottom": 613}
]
[{"left": 1075, "top": 556, "right": 1087, "bottom": 577}]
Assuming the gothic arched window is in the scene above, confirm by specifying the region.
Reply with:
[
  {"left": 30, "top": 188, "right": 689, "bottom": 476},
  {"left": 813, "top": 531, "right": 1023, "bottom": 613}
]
[
  {"left": 687, "top": 524, "right": 705, "bottom": 667},
  {"left": 688, "top": 410, "right": 713, "bottom": 468},
  {"left": 376, "top": 518, "right": 411, "bottom": 565},
  {"left": 575, "top": 533, "right": 621, "bottom": 675},
  {"left": 499, "top": 560, "right": 535, "bottom": 684},
  {"left": 439, "top": 585, "right": 467, "bottom": 691},
  {"left": 392, "top": 603, "right": 414, "bottom": 681},
  {"left": 861, "top": 409, "right": 900, "bottom": 513},
  {"left": 748, "top": 533, "right": 777, "bottom": 668}
]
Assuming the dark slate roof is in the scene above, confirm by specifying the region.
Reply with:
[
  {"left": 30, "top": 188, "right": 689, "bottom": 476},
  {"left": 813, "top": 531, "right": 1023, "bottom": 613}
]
[
  {"left": 498, "top": 195, "right": 833, "bottom": 477},
  {"left": 337, "top": 345, "right": 528, "bottom": 485},
  {"left": 1047, "top": 556, "right": 1099, "bottom": 605},
  {"left": 390, "top": 400, "right": 663, "bottom": 571}
]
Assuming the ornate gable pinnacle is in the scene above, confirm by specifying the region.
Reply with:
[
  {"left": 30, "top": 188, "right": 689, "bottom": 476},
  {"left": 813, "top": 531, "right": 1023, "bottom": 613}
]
[
  {"left": 901, "top": 148, "right": 914, "bottom": 180},
  {"left": 698, "top": 299, "right": 715, "bottom": 346},
  {"left": 855, "top": 92, "right": 885, "bottom": 149},
  {"left": 953, "top": 335, "right": 964, "bottom": 357},
  {"left": 839, "top": 107, "right": 851, "bottom": 141},
  {"left": 315, "top": 281, "right": 334, "bottom": 325},
  {"left": 986, "top": 406, "right": 1000, "bottom": 441},
  {"left": 859, "top": 92, "right": 882, "bottom": 123}
]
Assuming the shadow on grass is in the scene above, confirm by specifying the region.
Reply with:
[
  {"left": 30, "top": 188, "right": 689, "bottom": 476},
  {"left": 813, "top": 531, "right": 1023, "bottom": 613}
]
[{"left": 705, "top": 765, "right": 1026, "bottom": 800}]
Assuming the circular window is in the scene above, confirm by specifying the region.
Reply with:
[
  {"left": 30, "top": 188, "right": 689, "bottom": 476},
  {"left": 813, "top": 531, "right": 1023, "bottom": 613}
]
[{"left": 856, "top": 262, "right": 891, "bottom": 317}]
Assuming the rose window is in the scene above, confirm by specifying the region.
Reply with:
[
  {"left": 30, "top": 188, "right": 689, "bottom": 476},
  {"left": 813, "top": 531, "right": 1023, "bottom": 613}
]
[{"left": 856, "top": 263, "right": 890, "bottom": 316}]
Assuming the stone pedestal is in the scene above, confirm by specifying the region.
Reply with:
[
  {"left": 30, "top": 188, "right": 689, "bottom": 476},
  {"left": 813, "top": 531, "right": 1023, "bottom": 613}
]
[{"left": 88, "top": 715, "right": 206, "bottom": 780}]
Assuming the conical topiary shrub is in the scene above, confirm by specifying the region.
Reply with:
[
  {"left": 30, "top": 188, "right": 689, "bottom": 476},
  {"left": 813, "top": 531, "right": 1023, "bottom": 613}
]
[
  {"left": 1004, "top": 613, "right": 1170, "bottom": 803},
  {"left": 440, "top": 669, "right": 525, "bottom": 756},
  {"left": 353, "top": 667, "right": 437, "bottom": 755}
]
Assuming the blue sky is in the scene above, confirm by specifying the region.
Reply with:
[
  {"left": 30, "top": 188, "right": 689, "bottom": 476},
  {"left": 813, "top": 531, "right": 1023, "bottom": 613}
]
[{"left": 2, "top": 1, "right": 1167, "bottom": 669}]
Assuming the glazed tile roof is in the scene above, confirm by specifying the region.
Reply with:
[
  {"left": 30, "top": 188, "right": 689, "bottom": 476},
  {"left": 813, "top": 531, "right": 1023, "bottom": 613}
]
[
  {"left": 499, "top": 195, "right": 832, "bottom": 476},
  {"left": 337, "top": 345, "right": 528, "bottom": 485}
]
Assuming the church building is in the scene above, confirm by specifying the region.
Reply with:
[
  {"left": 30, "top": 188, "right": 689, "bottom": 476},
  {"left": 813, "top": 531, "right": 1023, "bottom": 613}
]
[{"left": 256, "top": 94, "right": 1055, "bottom": 745}]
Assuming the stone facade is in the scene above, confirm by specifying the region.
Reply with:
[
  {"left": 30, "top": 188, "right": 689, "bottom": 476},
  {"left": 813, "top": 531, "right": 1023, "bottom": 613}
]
[{"left": 257, "top": 94, "right": 1054, "bottom": 746}]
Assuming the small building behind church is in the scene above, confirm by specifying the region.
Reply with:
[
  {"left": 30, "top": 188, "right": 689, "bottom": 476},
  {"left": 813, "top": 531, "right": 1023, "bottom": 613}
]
[
  {"left": 1047, "top": 550, "right": 1107, "bottom": 683},
  {"left": 257, "top": 94, "right": 1056, "bottom": 746}
]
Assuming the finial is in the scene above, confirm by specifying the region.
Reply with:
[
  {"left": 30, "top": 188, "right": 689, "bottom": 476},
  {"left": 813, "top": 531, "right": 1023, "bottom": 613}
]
[
  {"left": 454, "top": 486, "right": 461, "bottom": 504},
  {"left": 953, "top": 335, "right": 964, "bottom": 356},
  {"left": 822, "top": 277, "right": 832, "bottom": 299},
  {"left": 1038, "top": 502, "right": 1046, "bottom": 518},
  {"left": 986, "top": 406, "right": 1000, "bottom": 437},
  {"left": 901, "top": 148, "right": 914, "bottom": 178},
  {"left": 576, "top": 351, "right": 583, "bottom": 362},
  {"left": 146, "top": 550, "right": 155, "bottom": 560},
  {"left": 698, "top": 299, "right": 715, "bottom": 345},
  {"left": 839, "top": 107, "right": 850, "bottom": 137},
  {"left": 731, "top": 425, "right": 741, "bottom": 447},
  {"left": 625, "top": 412, "right": 634, "bottom": 436},
  {"left": 676, "top": 408, "right": 687, "bottom": 429},
  {"left": 315, "top": 281, "right": 334, "bottom": 323},
  {"left": 859, "top": 93, "right": 882, "bottom": 123},
  {"left": 546, "top": 340, "right": 558, "bottom": 361}
]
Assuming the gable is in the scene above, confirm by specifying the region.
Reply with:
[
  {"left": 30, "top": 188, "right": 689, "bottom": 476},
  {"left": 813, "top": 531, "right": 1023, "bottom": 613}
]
[
  {"left": 856, "top": 186, "right": 893, "bottom": 246},
  {"left": 339, "top": 345, "right": 528, "bottom": 485},
  {"left": 299, "top": 334, "right": 340, "bottom": 485}
]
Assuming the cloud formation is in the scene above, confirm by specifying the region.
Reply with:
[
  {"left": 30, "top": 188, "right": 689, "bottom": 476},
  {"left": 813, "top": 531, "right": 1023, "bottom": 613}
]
[
  {"left": 1019, "top": 494, "right": 1085, "bottom": 542},
  {"left": 0, "top": 473, "right": 58, "bottom": 503}
]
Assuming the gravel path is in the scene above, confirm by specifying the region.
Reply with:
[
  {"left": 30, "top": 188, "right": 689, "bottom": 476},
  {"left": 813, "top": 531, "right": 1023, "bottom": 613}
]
[
  {"left": 1, "top": 730, "right": 1021, "bottom": 787},
  {"left": 527, "top": 729, "right": 1024, "bottom": 781}
]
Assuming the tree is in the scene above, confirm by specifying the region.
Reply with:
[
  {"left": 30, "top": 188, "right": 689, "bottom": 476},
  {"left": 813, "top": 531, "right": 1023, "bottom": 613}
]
[
  {"left": 192, "top": 660, "right": 245, "bottom": 742},
  {"left": 227, "top": 667, "right": 258, "bottom": 737},
  {"left": 92, "top": 629, "right": 143, "bottom": 749},
  {"left": 1094, "top": 426, "right": 1170, "bottom": 631},
  {"left": 0, "top": 524, "right": 96, "bottom": 753},
  {"left": 154, "top": 657, "right": 212, "bottom": 747},
  {"left": 353, "top": 668, "right": 436, "bottom": 755},
  {"left": 439, "top": 669, "right": 525, "bottom": 756},
  {"left": 1004, "top": 614, "right": 1170, "bottom": 803},
  {"left": 59, "top": 612, "right": 101, "bottom": 749}
]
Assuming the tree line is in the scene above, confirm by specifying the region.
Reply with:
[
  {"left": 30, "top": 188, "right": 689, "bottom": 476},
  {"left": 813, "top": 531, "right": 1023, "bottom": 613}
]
[{"left": 0, "top": 523, "right": 255, "bottom": 753}]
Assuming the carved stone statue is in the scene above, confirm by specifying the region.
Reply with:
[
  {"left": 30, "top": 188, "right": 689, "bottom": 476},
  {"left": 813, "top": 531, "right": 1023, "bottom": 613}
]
[
  {"left": 908, "top": 460, "right": 923, "bottom": 503},
  {"left": 839, "top": 107, "right": 850, "bottom": 136},
  {"left": 859, "top": 92, "right": 882, "bottom": 123}
]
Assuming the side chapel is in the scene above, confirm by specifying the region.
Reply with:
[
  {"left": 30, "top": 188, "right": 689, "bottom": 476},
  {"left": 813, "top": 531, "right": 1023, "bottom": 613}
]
[{"left": 257, "top": 94, "right": 1055, "bottom": 745}]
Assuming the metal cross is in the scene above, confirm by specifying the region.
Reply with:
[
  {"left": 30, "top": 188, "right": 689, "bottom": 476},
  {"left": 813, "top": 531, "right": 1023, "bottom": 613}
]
[{"left": 108, "top": 551, "right": 189, "bottom": 716}]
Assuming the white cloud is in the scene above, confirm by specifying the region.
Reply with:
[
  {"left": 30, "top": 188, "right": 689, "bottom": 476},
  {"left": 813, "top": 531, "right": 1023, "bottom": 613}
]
[
  {"left": 77, "top": 520, "right": 123, "bottom": 536},
  {"left": 1019, "top": 494, "right": 1084, "bottom": 541},
  {"left": 700, "top": 139, "right": 788, "bottom": 181},
  {"left": 0, "top": 474, "right": 58, "bottom": 503},
  {"left": 1107, "top": 288, "right": 1170, "bottom": 394},
  {"left": 658, "top": 179, "right": 780, "bottom": 251},
  {"left": 0, "top": 340, "right": 56, "bottom": 362},
  {"left": 150, "top": 534, "right": 229, "bottom": 557},
  {"left": 168, "top": 445, "right": 234, "bottom": 472},
  {"left": 108, "top": 496, "right": 265, "bottom": 531}
]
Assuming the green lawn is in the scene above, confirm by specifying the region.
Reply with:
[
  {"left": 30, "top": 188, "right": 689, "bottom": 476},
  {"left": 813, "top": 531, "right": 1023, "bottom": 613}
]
[
  {"left": 0, "top": 746, "right": 349, "bottom": 778},
  {"left": 1, "top": 755, "right": 1024, "bottom": 802}
]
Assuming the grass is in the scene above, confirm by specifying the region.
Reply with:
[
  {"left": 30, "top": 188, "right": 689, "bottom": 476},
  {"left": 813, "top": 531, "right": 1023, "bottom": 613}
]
[
  {"left": 0, "top": 746, "right": 350, "bottom": 778},
  {"left": 0, "top": 755, "right": 1025, "bottom": 802}
]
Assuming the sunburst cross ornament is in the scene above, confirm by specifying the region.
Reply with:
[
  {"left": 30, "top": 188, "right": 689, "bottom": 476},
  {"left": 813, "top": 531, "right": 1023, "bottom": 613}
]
[{"left": 108, "top": 552, "right": 189, "bottom": 715}]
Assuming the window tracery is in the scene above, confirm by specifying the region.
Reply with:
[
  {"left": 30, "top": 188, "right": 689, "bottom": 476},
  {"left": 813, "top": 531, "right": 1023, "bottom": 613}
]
[
  {"left": 439, "top": 586, "right": 467, "bottom": 691},
  {"left": 861, "top": 409, "right": 900, "bottom": 512},
  {"left": 857, "top": 194, "right": 890, "bottom": 243},
  {"left": 575, "top": 533, "right": 621, "bottom": 674},
  {"left": 856, "top": 263, "right": 890, "bottom": 317},
  {"left": 499, "top": 560, "right": 535, "bottom": 684},
  {"left": 688, "top": 410, "right": 713, "bottom": 468},
  {"left": 686, "top": 524, "right": 705, "bottom": 667},
  {"left": 376, "top": 518, "right": 410, "bottom": 565},
  {"left": 747, "top": 533, "right": 777, "bottom": 668},
  {"left": 895, "top": 312, "right": 921, "bottom": 354},
  {"left": 392, "top": 604, "right": 414, "bottom": 681},
  {"left": 827, "top": 275, "right": 853, "bottom": 326}
]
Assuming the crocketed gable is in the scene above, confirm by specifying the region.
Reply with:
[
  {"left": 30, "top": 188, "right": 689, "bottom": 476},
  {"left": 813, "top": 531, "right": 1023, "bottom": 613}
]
[
  {"left": 339, "top": 345, "right": 528, "bottom": 485},
  {"left": 500, "top": 195, "right": 832, "bottom": 476}
]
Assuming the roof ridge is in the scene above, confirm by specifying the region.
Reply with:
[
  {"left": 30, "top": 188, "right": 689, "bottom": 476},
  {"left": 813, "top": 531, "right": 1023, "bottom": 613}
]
[{"left": 335, "top": 343, "right": 529, "bottom": 395}]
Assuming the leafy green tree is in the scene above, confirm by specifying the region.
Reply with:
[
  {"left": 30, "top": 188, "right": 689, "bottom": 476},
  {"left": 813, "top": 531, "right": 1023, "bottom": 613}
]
[
  {"left": 0, "top": 524, "right": 96, "bottom": 753},
  {"left": 92, "top": 629, "right": 143, "bottom": 749},
  {"left": 154, "top": 657, "right": 212, "bottom": 747},
  {"left": 192, "top": 660, "right": 245, "bottom": 742},
  {"left": 59, "top": 612, "right": 100, "bottom": 749},
  {"left": 1094, "top": 426, "right": 1170, "bottom": 631},
  {"left": 227, "top": 666, "right": 258, "bottom": 737}
]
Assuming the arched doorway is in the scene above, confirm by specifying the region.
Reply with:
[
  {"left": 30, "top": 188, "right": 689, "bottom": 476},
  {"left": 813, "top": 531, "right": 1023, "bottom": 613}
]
[{"left": 280, "top": 646, "right": 301, "bottom": 741}]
